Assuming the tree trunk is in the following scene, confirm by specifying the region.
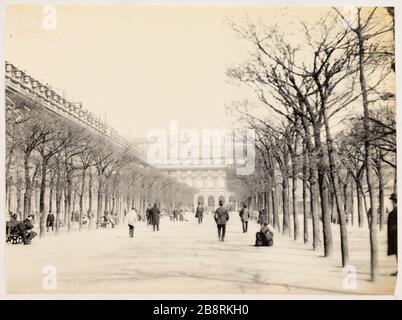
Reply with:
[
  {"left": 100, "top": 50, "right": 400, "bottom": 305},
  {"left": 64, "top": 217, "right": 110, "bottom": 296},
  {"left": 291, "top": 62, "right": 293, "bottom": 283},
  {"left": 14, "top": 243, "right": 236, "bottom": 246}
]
[
  {"left": 55, "top": 167, "right": 62, "bottom": 235},
  {"left": 356, "top": 182, "right": 365, "bottom": 228},
  {"left": 302, "top": 146, "right": 309, "bottom": 244},
  {"left": 79, "top": 167, "right": 87, "bottom": 232},
  {"left": 271, "top": 174, "right": 280, "bottom": 232},
  {"left": 291, "top": 156, "right": 300, "bottom": 240},
  {"left": 39, "top": 157, "right": 48, "bottom": 239},
  {"left": 97, "top": 172, "right": 104, "bottom": 228},
  {"left": 350, "top": 180, "right": 355, "bottom": 227},
  {"left": 23, "top": 153, "right": 32, "bottom": 218},
  {"left": 357, "top": 16, "right": 378, "bottom": 280},
  {"left": 66, "top": 174, "right": 72, "bottom": 232},
  {"left": 88, "top": 170, "right": 94, "bottom": 230},
  {"left": 323, "top": 107, "right": 349, "bottom": 266},
  {"left": 301, "top": 117, "right": 321, "bottom": 250},
  {"left": 266, "top": 180, "right": 273, "bottom": 225},
  {"left": 63, "top": 187, "right": 68, "bottom": 226},
  {"left": 377, "top": 152, "right": 385, "bottom": 231},
  {"left": 282, "top": 168, "right": 290, "bottom": 236},
  {"left": 313, "top": 125, "right": 332, "bottom": 256}
]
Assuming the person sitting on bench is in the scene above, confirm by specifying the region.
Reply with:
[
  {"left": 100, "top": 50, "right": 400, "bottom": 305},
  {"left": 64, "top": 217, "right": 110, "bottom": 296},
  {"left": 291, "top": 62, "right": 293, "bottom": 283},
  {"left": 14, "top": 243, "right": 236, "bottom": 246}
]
[
  {"left": 6, "top": 213, "right": 19, "bottom": 236},
  {"left": 15, "top": 214, "right": 37, "bottom": 245},
  {"left": 255, "top": 222, "right": 274, "bottom": 247}
]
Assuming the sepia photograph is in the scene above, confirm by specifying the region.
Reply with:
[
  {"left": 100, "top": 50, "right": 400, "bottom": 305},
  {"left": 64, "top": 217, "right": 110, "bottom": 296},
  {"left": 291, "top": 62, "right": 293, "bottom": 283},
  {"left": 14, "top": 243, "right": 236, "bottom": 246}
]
[{"left": 1, "top": 0, "right": 399, "bottom": 299}]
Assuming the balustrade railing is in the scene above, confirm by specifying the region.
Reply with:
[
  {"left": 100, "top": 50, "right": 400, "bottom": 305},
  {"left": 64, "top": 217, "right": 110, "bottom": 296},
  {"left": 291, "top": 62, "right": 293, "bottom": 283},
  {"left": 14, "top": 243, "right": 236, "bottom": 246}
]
[{"left": 5, "top": 61, "right": 148, "bottom": 166}]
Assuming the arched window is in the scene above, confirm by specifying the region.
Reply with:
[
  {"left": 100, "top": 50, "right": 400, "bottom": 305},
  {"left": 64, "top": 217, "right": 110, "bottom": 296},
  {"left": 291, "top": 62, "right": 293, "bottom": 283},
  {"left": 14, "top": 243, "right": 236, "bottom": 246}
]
[
  {"left": 208, "top": 196, "right": 215, "bottom": 207},
  {"left": 197, "top": 195, "right": 204, "bottom": 206},
  {"left": 228, "top": 195, "right": 236, "bottom": 211}
]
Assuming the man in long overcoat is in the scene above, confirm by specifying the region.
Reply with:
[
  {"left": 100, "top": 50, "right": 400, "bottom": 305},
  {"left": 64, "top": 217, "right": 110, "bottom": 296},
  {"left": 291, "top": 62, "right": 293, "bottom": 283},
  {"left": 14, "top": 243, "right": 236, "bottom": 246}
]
[
  {"left": 388, "top": 193, "right": 398, "bottom": 276},
  {"left": 151, "top": 203, "right": 161, "bottom": 232},
  {"left": 46, "top": 211, "right": 55, "bottom": 232},
  {"left": 146, "top": 204, "right": 153, "bottom": 226},
  {"left": 195, "top": 203, "right": 204, "bottom": 224},
  {"left": 239, "top": 203, "right": 250, "bottom": 233}
]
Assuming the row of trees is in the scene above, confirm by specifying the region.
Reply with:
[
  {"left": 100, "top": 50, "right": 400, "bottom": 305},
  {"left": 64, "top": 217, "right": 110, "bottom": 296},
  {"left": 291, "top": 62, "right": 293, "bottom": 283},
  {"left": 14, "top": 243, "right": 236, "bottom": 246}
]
[
  {"left": 5, "top": 91, "right": 196, "bottom": 239},
  {"left": 226, "top": 7, "right": 395, "bottom": 280}
]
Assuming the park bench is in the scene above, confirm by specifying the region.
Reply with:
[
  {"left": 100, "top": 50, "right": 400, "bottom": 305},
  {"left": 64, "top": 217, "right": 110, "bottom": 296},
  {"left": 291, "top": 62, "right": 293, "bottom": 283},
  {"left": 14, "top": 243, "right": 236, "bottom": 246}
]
[{"left": 6, "top": 234, "right": 23, "bottom": 244}]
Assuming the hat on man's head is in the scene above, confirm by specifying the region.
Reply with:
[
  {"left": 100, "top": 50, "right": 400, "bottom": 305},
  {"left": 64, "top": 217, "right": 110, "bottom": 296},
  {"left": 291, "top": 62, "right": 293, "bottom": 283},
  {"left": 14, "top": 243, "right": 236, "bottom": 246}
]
[
  {"left": 389, "top": 193, "right": 397, "bottom": 201},
  {"left": 219, "top": 200, "right": 223, "bottom": 206}
]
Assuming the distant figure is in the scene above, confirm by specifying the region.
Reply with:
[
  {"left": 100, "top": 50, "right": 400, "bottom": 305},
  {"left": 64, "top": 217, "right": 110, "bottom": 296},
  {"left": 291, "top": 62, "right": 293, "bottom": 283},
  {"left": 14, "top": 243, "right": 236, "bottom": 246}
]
[
  {"left": 101, "top": 213, "right": 115, "bottom": 228},
  {"left": 46, "top": 211, "right": 55, "bottom": 232},
  {"left": 87, "top": 209, "right": 94, "bottom": 223},
  {"left": 388, "top": 193, "right": 398, "bottom": 276},
  {"left": 173, "top": 209, "right": 178, "bottom": 222},
  {"left": 239, "top": 203, "right": 250, "bottom": 233},
  {"left": 255, "top": 222, "right": 274, "bottom": 247},
  {"left": 127, "top": 207, "right": 137, "bottom": 238},
  {"left": 214, "top": 200, "right": 229, "bottom": 242},
  {"left": 150, "top": 203, "right": 161, "bottom": 232},
  {"left": 195, "top": 203, "right": 204, "bottom": 224},
  {"left": 146, "top": 204, "right": 153, "bottom": 226},
  {"left": 258, "top": 206, "right": 268, "bottom": 227},
  {"left": 15, "top": 214, "right": 37, "bottom": 245}
]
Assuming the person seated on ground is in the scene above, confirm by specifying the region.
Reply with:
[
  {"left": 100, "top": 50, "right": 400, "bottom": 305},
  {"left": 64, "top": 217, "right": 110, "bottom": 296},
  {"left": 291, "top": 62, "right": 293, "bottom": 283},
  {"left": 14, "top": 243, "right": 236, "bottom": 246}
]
[
  {"left": 15, "top": 214, "right": 37, "bottom": 245},
  {"left": 255, "top": 222, "right": 274, "bottom": 247}
]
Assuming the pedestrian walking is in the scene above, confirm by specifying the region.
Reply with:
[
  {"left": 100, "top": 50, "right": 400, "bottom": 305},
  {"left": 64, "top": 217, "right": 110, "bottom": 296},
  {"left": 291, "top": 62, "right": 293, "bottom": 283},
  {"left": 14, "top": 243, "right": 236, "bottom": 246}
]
[
  {"left": 239, "top": 203, "right": 250, "bottom": 233},
  {"left": 127, "top": 207, "right": 137, "bottom": 238},
  {"left": 46, "top": 211, "right": 55, "bottom": 232},
  {"left": 151, "top": 203, "right": 161, "bottom": 232},
  {"left": 146, "top": 203, "right": 152, "bottom": 226},
  {"left": 388, "top": 192, "right": 398, "bottom": 276},
  {"left": 195, "top": 202, "right": 204, "bottom": 224},
  {"left": 214, "top": 200, "right": 229, "bottom": 242}
]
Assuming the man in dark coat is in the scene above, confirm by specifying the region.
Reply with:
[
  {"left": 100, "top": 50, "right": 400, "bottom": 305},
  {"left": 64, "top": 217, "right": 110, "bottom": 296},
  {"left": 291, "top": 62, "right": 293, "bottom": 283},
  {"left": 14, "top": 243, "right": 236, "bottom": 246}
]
[
  {"left": 388, "top": 192, "right": 398, "bottom": 276},
  {"left": 151, "top": 203, "right": 160, "bottom": 232},
  {"left": 46, "top": 211, "right": 55, "bottom": 232},
  {"left": 16, "top": 214, "right": 37, "bottom": 245},
  {"left": 214, "top": 200, "right": 229, "bottom": 242},
  {"left": 239, "top": 203, "right": 250, "bottom": 233},
  {"left": 146, "top": 204, "right": 153, "bottom": 226},
  {"left": 195, "top": 203, "right": 204, "bottom": 224}
]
